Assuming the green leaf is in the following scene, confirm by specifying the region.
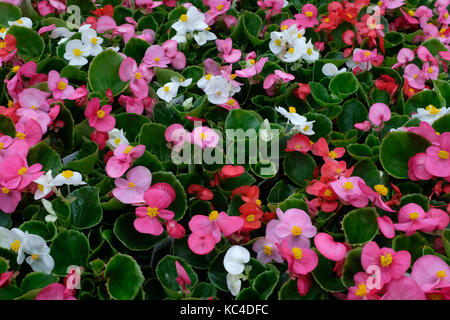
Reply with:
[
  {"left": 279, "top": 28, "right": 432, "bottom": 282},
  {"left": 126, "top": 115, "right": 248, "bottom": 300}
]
[
  {"left": 347, "top": 143, "right": 373, "bottom": 161},
  {"left": 19, "top": 221, "right": 57, "bottom": 241},
  {"left": 27, "top": 142, "right": 63, "bottom": 174},
  {"left": 341, "top": 248, "right": 363, "bottom": 288},
  {"left": 114, "top": 112, "right": 151, "bottom": 142},
  {"left": 312, "top": 251, "right": 346, "bottom": 292},
  {"left": 399, "top": 193, "right": 430, "bottom": 211},
  {"left": 342, "top": 207, "right": 378, "bottom": 245},
  {"left": 283, "top": 152, "right": 316, "bottom": 187},
  {"left": 50, "top": 230, "right": 89, "bottom": 275},
  {"left": 0, "top": 2, "right": 21, "bottom": 26},
  {"left": 88, "top": 49, "right": 127, "bottom": 96},
  {"left": 156, "top": 255, "right": 198, "bottom": 296},
  {"left": 20, "top": 272, "right": 57, "bottom": 293},
  {"left": 0, "top": 256, "right": 8, "bottom": 273},
  {"left": 442, "top": 229, "right": 450, "bottom": 259},
  {"left": 105, "top": 254, "right": 145, "bottom": 300},
  {"left": 67, "top": 0, "right": 96, "bottom": 15},
  {"left": 123, "top": 38, "right": 150, "bottom": 64},
  {"left": 191, "top": 282, "right": 217, "bottom": 299},
  {"left": 392, "top": 233, "right": 427, "bottom": 263},
  {"left": 305, "top": 112, "right": 332, "bottom": 141},
  {"left": 207, "top": 247, "right": 230, "bottom": 292},
  {"left": 138, "top": 123, "right": 171, "bottom": 161},
  {"left": 65, "top": 141, "right": 98, "bottom": 174},
  {"left": 267, "top": 180, "right": 295, "bottom": 203},
  {"left": 151, "top": 172, "right": 187, "bottom": 220},
  {"left": 352, "top": 159, "right": 381, "bottom": 187},
  {"left": 422, "top": 38, "right": 447, "bottom": 56},
  {"left": 432, "top": 114, "right": 450, "bottom": 134},
  {"left": 252, "top": 270, "right": 279, "bottom": 299},
  {"left": 0, "top": 114, "right": 15, "bottom": 137},
  {"left": 69, "top": 186, "right": 103, "bottom": 229},
  {"left": 0, "top": 212, "right": 12, "bottom": 229},
  {"left": 337, "top": 99, "right": 368, "bottom": 132},
  {"left": 309, "top": 82, "right": 343, "bottom": 106},
  {"left": 225, "top": 109, "right": 262, "bottom": 131},
  {"left": 236, "top": 288, "right": 261, "bottom": 300},
  {"left": 329, "top": 72, "right": 358, "bottom": 99},
  {"left": 278, "top": 279, "right": 324, "bottom": 300},
  {"left": 405, "top": 90, "right": 443, "bottom": 116},
  {"left": 433, "top": 79, "right": 450, "bottom": 107},
  {"left": 380, "top": 131, "right": 431, "bottom": 179},
  {"left": 113, "top": 213, "right": 167, "bottom": 251},
  {"left": 7, "top": 25, "right": 44, "bottom": 60},
  {"left": 154, "top": 67, "right": 183, "bottom": 85}
]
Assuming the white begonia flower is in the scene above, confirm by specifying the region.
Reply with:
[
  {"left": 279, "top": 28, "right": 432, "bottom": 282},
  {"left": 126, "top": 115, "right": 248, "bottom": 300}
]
[
  {"left": 170, "top": 76, "right": 192, "bottom": 87},
  {"left": 23, "top": 234, "right": 54, "bottom": 274},
  {"left": 293, "top": 119, "right": 315, "bottom": 136},
  {"left": 411, "top": 105, "right": 449, "bottom": 125},
  {"left": 50, "top": 27, "right": 76, "bottom": 45},
  {"left": 0, "top": 227, "right": 26, "bottom": 264},
  {"left": 78, "top": 24, "right": 92, "bottom": 32},
  {"left": 270, "top": 25, "right": 308, "bottom": 63},
  {"left": 223, "top": 245, "right": 250, "bottom": 275},
  {"left": 42, "top": 199, "right": 58, "bottom": 223},
  {"left": 227, "top": 273, "right": 243, "bottom": 297},
  {"left": 157, "top": 81, "right": 180, "bottom": 103},
  {"left": 172, "top": 6, "right": 208, "bottom": 34},
  {"left": 204, "top": 76, "right": 231, "bottom": 105},
  {"left": 81, "top": 28, "right": 104, "bottom": 56},
  {"left": 193, "top": 29, "right": 217, "bottom": 46},
  {"left": 8, "top": 17, "right": 32, "bottom": 29},
  {"left": 197, "top": 73, "right": 214, "bottom": 90},
  {"left": 281, "top": 38, "right": 306, "bottom": 63},
  {"left": 346, "top": 48, "right": 372, "bottom": 71},
  {"left": 63, "top": 39, "right": 91, "bottom": 66},
  {"left": 172, "top": 33, "right": 187, "bottom": 44},
  {"left": 322, "top": 63, "right": 347, "bottom": 77},
  {"left": 283, "top": 24, "right": 305, "bottom": 43},
  {"left": 33, "top": 170, "right": 54, "bottom": 200},
  {"left": 106, "top": 128, "right": 129, "bottom": 150},
  {"left": 301, "top": 40, "right": 320, "bottom": 63},
  {"left": 0, "top": 27, "right": 8, "bottom": 39},
  {"left": 53, "top": 170, "right": 86, "bottom": 187},
  {"left": 269, "top": 31, "right": 284, "bottom": 55}
]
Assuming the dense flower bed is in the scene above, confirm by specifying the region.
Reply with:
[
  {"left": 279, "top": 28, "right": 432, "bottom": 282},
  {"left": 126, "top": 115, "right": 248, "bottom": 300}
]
[{"left": 0, "top": 0, "right": 449, "bottom": 300}]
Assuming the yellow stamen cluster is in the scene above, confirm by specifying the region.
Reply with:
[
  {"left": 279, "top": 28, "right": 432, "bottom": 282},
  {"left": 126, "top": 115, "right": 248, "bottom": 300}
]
[
  {"left": 209, "top": 210, "right": 219, "bottom": 221},
  {"left": 147, "top": 207, "right": 159, "bottom": 218},
  {"left": 374, "top": 184, "right": 388, "bottom": 196},
  {"left": 291, "top": 226, "right": 302, "bottom": 236},
  {"left": 380, "top": 253, "right": 393, "bottom": 267},
  {"left": 62, "top": 170, "right": 74, "bottom": 179}
]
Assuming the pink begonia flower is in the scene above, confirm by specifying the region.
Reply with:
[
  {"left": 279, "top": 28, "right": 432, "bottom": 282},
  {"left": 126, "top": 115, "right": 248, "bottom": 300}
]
[
  {"left": 216, "top": 38, "right": 242, "bottom": 63},
  {"left": 314, "top": 233, "right": 347, "bottom": 262},
  {"left": 294, "top": 4, "right": 319, "bottom": 29},
  {"left": 14, "top": 119, "right": 43, "bottom": 147},
  {"left": 357, "top": 181, "right": 395, "bottom": 212},
  {"left": 0, "top": 155, "right": 43, "bottom": 190},
  {"left": 392, "top": 48, "right": 414, "bottom": 69},
  {"left": 175, "top": 260, "right": 191, "bottom": 293},
  {"left": 119, "top": 57, "right": 153, "bottom": 98},
  {"left": 0, "top": 181, "right": 21, "bottom": 214},
  {"left": 0, "top": 136, "right": 13, "bottom": 161},
  {"left": 17, "top": 109, "right": 50, "bottom": 135},
  {"left": 113, "top": 23, "right": 136, "bottom": 44},
  {"left": 399, "top": 8, "right": 419, "bottom": 24},
  {"left": 406, "top": 121, "right": 440, "bottom": 145},
  {"left": 311, "top": 137, "right": 345, "bottom": 161},
  {"left": 381, "top": 0, "right": 405, "bottom": 9},
  {"left": 112, "top": 166, "right": 152, "bottom": 204},
  {"left": 205, "top": 0, "right": 231, "bottom": 25},
  {"left": 422, "top": 62, "right": 439, "bottom": 80},
  {"left": 408, "top": 152, "right": 434, "bottom": 181},
  {"left": 235, "top": 56, "right": 268, "bottom": 78},
  {"left": 361, "top": 241, "right": 411, "bottom": 286},
  {"left": 38, "top": 0, "right": 66, "bottom": 16},
  {"left": 368, "top": 103, "right": 391, "bottom": 126},
  {"left": 84, "top": 98, "right": 116, "bottom": 133},
  {"left": 18, "top": 88, "right": 50, "bottom": 112},
  {"left": 118, "top": 95, "right": 144, "bottom": 114},
  {"left": 191, "top": 126, "right": 220, "bottom": 150},
  {"left": 252, "top": 220, "right": 283, "bottom": 264},
  {"left": 105, "top": 144, "right": 145, "bottom": 178},
  {"left": 6, "top": 61, "right": 38, "bottom": 100},
  {"left": 188, "top": 210, "right": 244, "bottom": 255},
  {"left": 274, "top": 208, "right": 316, "bottom": 249},
  {"left": 377, "top": 216, "right": 396, "bottom": 239},
  {"left": 277, "top": 240, "right": 318, "bottom": 276},
  {"left": 48, "top": 70, "right": 75, "bottom": 100},
  {"left": 0, "top": 271, "right": 14, "bottom": 287},
  {"left": 134, "top": 183, "right": 176, "bottom": 236},
  {"left": 354, "top": 120, "right": 371, "bottom": 131},
  {"left": 421, "top": 208, "right": 450, "bottom": 232},
  {"left": 330, "top": 176, "right": 369, "bottom": 208},
  {"left": 381, "top": 276, "right": 426, "bottom": 300},
  {"left": 263, "top": 70, "right": 295, "bottom": 90},
  {"left": 161, "top": 40, "right": 186, "bottom": 70},
  {"left": 67, "top": 85, "right": 89, "bottom": 102},
  {"left": 411, "top": 255, "right": 450, "bottom": 292},
  {"left": 143, "top": 45, "right": 171, "bottom": 68},
  {"left": 96, "top": 16, "right": 117, "bottom": 33},
  {"left": 425, "top": 132, "right": 450, "bottom": 178},
  {"left": 417, "top": 46, "right": 437, "bottom": 64},
  {"left": 414, "top": 6, "right": 433, "bottom": 27},
  {"left": 347, "top": 272, "right": 380, "bottom": 300},
  {"left": 35, "top": 283, "right": 76, "bottom": 300},
  {"left": 394, "top": 203, "right": 439, "bottom": 236},
  {"left": 404, "top": 64, "right": 426, "bottom": 89},
  {"left": 218, "top": 97, "right": 240, "bottom": 111},
  {"left": 438, "top": 9, "right": 450, "bottom": 25},
  {"left": 165, "top": 124, "right": 191, "bottom": 150},
  {"left": 38, "top": 24, "right": 56, "bottom": 35},
  {"left": 134, "top": 0, "right": 163, "bottom": 12}
]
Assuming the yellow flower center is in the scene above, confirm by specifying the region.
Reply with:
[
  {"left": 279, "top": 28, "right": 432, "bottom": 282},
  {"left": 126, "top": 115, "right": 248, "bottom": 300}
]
[
  {"left": 292, "top": 247, "right": 303, "bottom": 260},
  {"left": 2, "top": 187, "right": 10, "bottom": 194},
  {"left": 343, "top": 181, "right": 354, "bottom": 190},
  {"left": 147, "top": 207, "right": 159, "bottom": 218},
  {"left": 180, "top": 14, "right": 188, "bottom": 22},
  {"left": 328, "top": 150, "right": 337, "bottom": 159},
  {"left": 230, "top": 74, "right": 236, "bottom": 79},
  {"left": 37, "top": 184, "right": 44, "bottom": 192},
  {"left": 336, "top": 168, "right": 342, "bottom": 174},
  {"left": 0, "top": 42, "right": 5, "bottom": 49},
  {"left": 31, "top": 254, "right": 39, "bottom": 261},
  {"left": 369, "top": 23, "right": 376, "bottom": 29},
  {"left": 200, "top": 132, "right": 207, "bottom": 140},
  {"left": 17, "top": 19, "right": 23, "bottom": 24},
  {"left": 428, "top": 67, "right": 434, "bottom": 74},
  {"left": 409, "top": 212, "right": 419, "bottom": 220},
  {"left": 288, "top": 48, "right": 295, "bottom": 54},
  {"left": 216, "top": 4, "right": 224, "bottom": 10},
  {"left": 205, "top": 73, "right": 212, "bottom": 80},
  {"left": 295, "top": 144, "right": 302, "bottom": 150},
  {"left": 8, "top": 100, "right": 14, "bottom": 108},
  {"left": 377, "top": 1, "right": 383, "bottom": 6},
  {"left": 163, "top": 85, "right": 170, "bottom": 92},
  {"left": 216, "top": 90, "right": 222, "bottom": 96},
  {"left": 16, "top": 132, "right": 26, "bottom": 140},
  {"left": 413, "top": 74, "right": 418, "bottom": 79},
  {"left": 114, "top": 137, "right": 121, "bottom": 145},
  {"left": 135, "top": 72, "right": 142, "bottom": 79},
  {"left": 445, "top": 13, "right": 449, "bottom": 18},
  {"left": 324, "top": 18, "right": 330, "bottom": 23},
  {"left": 324, "top": 189, "right": 332, "bottom": 197},
  {"left": 438, "top": 150, "right": 449, "bottom": 159},
  {"left": 355, "top": 283, "right": 367, "bottom": 297},
  {"left": 274, "top": 39, "right": 281, "bottom": 46},
  {"left": 436, "top": 270, "right": 446, "bottom": 279},
  {"left": 380, "top": 253, "right": 393, "bottom": 267},
  {"left": 57, "top": 81, "right": 67, "bottom": 90},
  {"left": 0, "top": 142, "right": 3, "bottom": 150},
  {"left": 209, "top": 210, "right": 219, "bottom": 221},
  {"left": 364, "top": 51, "right": 371, "bottom": 57},
  {"left": 128, "top": 182, "right": 135, "bottom": 188},
  {"left": 297, "top": 33, "right": 303, "bottom": 38},
  {"left": 374, "top": 184, "right": 388, "bottom": 196},
  {"left": 91, "top": 37, "right": 98, "bottom": 44},
  {"left": 255, "top": 199, "right": 262, "bottom": 206},
  {"left": 305, "top": 11, "right": 313, "bottom": 17},
  {"left": 12, "top": 65, "right": 20, "bottom": 73},
  {"left": 289, "top": 106, "right": 296, "bottom": 113},
  {"left": 408, "top": 10, "right": 415, "bottom": 16},
  {"left": 31, "top": 105, "right": 37, "bottom": 111},
  {"left": 154, "top": 57, "right": 160, "bottom": 62},
  {"left": 62, "top": 170, "right": 74, "bottom": 179},
  {"left": 281, "top": 25, "right": 288, "bottom": 30},
  {"left": 426, "top": 105, "right": 440, "bottom": 115},
  {"left": 307, "top": 48, "right": 313, "bottom": 55},
  {"left": 124, "top": 146, "right": 133, "bottom": 154},
  {"left": 97, "top": 110, "right": 105, "bottom": 119},
  {"left": 264, "top": 245, "right": 272, "bottom": 256},
  {"left": 0, "top": 28, "right": 6, "bottom": 33},
  {"left": 18, "top": 167, "right": 27, "bottom": 175},
  {"left": 303, "top": 125, "right": 309, "bottom": 131},
  {"left": 10, "top": 240, "right": 20, "bottom": 252},
  {"left": 246, "top": 214, "right": 255, "bottom": 222},
  {"left": 291, "top": 226, "right": 302, "bottom": 236},
  {"left": 228, "top": 99, "right": 235, "bottom": 106},
  {"left": 73, "top": 48, "right": 83, "bottom": 57}
]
